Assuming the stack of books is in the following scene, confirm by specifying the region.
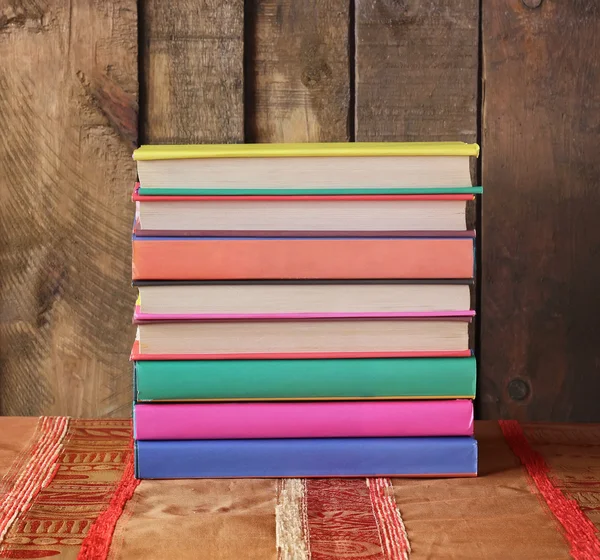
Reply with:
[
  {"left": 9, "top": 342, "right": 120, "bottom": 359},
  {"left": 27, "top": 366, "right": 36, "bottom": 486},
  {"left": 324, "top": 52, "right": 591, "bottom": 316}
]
[{"left": 130, "top": 142, "right": 482, "bottom": 479}]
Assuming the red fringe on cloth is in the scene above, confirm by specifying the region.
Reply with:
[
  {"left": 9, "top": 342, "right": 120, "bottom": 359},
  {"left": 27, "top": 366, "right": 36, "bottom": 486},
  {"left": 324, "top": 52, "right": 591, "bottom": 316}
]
[
  {"left": 0, "top": 417, "right": 69, "bottom": 542},
  {"left": 500, "top": 419, "right": 600, "bottom": 560},
  {"left": 76, "top": 441, "right": 140, "bottom": 560}
]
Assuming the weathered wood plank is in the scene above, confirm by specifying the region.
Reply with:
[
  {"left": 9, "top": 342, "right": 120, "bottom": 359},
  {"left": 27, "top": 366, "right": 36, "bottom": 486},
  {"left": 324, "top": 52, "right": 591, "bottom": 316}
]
[
  {"left": 355, "top": 0, "right": 480, "bottom": 408},
  {"left": 355, "top": 0, "right": 479, "bottom": 143},
  {"left": 0, "top": 1, "right": 138, "bottom": 416},
  {"left": 481, "top": 1, "right": 600, "bottom": 421},
  {"left": 247, "top": 0, "right": 350, "bottom": 142},
  {"left": 142, "top": 0, "right": 244, "bottom": 144}
]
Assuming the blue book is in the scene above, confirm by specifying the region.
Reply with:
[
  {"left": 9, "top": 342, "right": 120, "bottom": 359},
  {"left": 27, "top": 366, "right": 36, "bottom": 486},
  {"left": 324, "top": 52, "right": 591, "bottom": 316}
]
[{"left": 135, "top": 437, "right": 478, "bottom": 479}]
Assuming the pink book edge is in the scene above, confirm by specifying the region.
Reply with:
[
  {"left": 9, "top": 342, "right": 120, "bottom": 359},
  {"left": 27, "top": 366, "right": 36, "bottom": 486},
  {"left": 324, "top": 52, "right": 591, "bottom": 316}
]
[
  {"left": 133, "top": 306, "right": 476, "bottom": 322},
  {"left": 134, "top": 229, "right": 478, "bottom": 238}
]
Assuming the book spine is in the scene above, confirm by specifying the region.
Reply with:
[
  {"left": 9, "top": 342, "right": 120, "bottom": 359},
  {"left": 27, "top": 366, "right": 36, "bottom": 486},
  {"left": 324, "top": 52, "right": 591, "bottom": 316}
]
[
  {"left": 134, "top": 357, "right": 476, "bottom": 401},
  {"left": 133, "top": 400, "right": 474, "bottom": 440},
  {"left": 134, "top": 309, "right": 476, "bottom": 321},
  {"left": 132, "top": 237, "right": 475, "bottom": 281},
  {"left": 133, "top": 192, "right": 476, "bottom": 202},
  {"left": 135, "top": 437, "right": 478, "bottom": 479},
  {"left": 137, "top": 186, "right": 483, "bottom": 196}
]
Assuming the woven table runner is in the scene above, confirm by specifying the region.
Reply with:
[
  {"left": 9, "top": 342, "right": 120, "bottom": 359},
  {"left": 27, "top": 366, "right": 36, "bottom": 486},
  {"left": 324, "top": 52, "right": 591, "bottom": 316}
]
[{"left": 1, "top": 419, "right": 599, "bottom": 559}]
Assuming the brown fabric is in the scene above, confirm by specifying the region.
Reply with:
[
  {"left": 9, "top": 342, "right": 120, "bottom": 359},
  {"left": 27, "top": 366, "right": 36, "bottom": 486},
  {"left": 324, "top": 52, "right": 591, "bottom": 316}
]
[
  {"left": 0, "top": 416, "right": 39, "bottom": 480},
  {"left": 107, "top": 480, "right": 278, "bottom": 560},
  {"left": 390, "top": 421, "right": 571, "bottom": 559},
  {"left": 523, "top": 422, "right": 600, "bottom": 533},
  {"left": 108, "top": 422, "right": 576, "bottom": 560},
  {"left": 4, "top": 418, "right": 600, "bottom": 559}
]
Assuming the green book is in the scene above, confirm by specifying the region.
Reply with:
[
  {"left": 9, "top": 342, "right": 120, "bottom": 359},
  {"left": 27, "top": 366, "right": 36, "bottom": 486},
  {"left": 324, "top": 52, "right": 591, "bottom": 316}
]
[
  {"left": 137, "top": 186, "right": 483, "bottom": 196},
  {"left": 134, "top": 357, "right": 476, "bottom": 402}
]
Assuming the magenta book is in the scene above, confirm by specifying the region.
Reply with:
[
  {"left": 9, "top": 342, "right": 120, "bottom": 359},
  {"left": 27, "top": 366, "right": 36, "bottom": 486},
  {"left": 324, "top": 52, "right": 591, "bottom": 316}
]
[{"left": 134, "top": 400, "right": 474, "bottom": 440}]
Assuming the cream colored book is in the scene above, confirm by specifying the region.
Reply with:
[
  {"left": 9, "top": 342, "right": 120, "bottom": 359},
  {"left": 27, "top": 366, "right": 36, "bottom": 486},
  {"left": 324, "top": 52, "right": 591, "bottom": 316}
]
[
  {"left": 135, "top": 197, "right": 469, "bottom": 232},
  {"left": 135, "top": 282, "right": 472, "bottom": 316},
  {"left": 135, "top": 319, "right": 470, "bottom": 355}
]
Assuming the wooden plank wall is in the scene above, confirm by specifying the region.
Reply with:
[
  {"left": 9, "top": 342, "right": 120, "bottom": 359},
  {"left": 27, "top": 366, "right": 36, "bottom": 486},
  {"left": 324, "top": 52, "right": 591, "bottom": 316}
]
[
  {"left": 142, "top": 0, "right": 244, "bottom": 144},
  {"left": 246, "top": 0, "right": 351, "bottom": 143},
  {"left": 1, "top": 0, "right": 599, "bottom": 420},
  {"left": 481, "top": 1, "right": 600, "bottom": 421},
  {"left": 0, "top": 1, "right": 138, "bottom": 417}
]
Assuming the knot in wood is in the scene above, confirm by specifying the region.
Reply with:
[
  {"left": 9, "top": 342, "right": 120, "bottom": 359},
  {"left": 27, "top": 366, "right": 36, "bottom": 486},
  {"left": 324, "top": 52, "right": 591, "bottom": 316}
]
[{"left": 301, "top": 60, "right": 332, "bottom": 89}]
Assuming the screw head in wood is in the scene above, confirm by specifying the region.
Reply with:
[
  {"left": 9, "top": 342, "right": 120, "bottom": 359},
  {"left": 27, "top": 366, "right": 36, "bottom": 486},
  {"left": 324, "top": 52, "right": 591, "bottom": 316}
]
[
  {"left": 521, "top": 0, "right": 543, "bottom": 8},
  {"left": 508, "top": 378, "right": 531, "bottom": 401}
]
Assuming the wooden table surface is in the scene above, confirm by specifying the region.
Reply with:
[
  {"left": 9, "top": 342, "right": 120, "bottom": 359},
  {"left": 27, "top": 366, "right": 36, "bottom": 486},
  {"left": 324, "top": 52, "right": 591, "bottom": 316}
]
[{"left": 1, "top": 417, "right": 599, "bottom": 559}]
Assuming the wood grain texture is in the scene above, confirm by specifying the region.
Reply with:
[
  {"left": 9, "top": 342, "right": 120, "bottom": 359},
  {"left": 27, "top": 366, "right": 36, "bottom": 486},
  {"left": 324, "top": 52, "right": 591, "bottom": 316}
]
[
  {"left": 142, "top": 0, "right": 244, "bottom": 144},
  {"left": 355, "top": 0, "right": 480, "bottom": 410},
  {"left": 355, "top": 0, "right": 482, "bottom": 418},
  {"left": 355, "top": 0, "right": 479, "bottom": 233},
  {"left": 247, "top": 0, "right": 350, "bottom": 142},
  {"left": 481, "top": 1, "right": 600, "bottom": 421},
  {"left": 0, "top": 0, "right": 138, "bottom": 416},
  {"left": 355, "top": 0, "right": 479, "bottom": 143}
]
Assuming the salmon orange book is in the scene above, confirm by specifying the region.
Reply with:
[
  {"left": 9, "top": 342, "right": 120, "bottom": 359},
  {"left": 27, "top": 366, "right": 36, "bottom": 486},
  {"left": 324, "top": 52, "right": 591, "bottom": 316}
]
[{"left": 131, "top": 236, "right": 475, "bottom": 281}]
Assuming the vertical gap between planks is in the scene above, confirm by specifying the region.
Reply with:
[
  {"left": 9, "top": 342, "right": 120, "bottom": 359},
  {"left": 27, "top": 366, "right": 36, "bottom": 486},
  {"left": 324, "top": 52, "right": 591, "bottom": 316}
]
[
  {"left": 348, "top": 0, "right": 356, "bottom": 141},
  {"left": 137, "top": 0, "right": 146, "bottom": 145},
  {"left": 475, "top": 0, "right": 483, "bottom": 419},
  {"left": 243, "top": 0, "right": 258, "bottom": 143}
]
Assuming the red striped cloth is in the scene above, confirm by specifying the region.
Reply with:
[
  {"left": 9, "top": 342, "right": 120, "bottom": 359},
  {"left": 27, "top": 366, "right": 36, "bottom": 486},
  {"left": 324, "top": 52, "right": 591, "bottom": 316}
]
[{"left": 2, "top": 418, "right": 600, "bottom": 559}]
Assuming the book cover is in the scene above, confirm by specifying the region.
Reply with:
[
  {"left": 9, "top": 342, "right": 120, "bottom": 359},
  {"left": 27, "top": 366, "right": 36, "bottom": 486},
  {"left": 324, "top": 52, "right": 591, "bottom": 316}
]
[
  {"left": 132, "top": 186, "right": 476, "bottom": 202},
  {"left": 133, "top": 283, "right": 475, "bottom": 321},
  {"left": 133, "top": 400, "right": 474, "bottom": 440},
  {"left": 132, "top": 236, "right": 475, "bottom": 281},
  {"left": 135, "top": 437, "right": 478, "bottom": 478},
  {"left": 133, "top": 141, "right": 480, "bottom": 161},
  {"left": 134, "top": 356, "right": 477, "bottom": 402},
  {"left": 130, "top": 340, "right": 473, "bottom": 361},
  {"left": 137, "top": 187, "right": 484, "bottom": 196},
  {"left": 133, "top": 306, "right": 476, "bottom": 321}
]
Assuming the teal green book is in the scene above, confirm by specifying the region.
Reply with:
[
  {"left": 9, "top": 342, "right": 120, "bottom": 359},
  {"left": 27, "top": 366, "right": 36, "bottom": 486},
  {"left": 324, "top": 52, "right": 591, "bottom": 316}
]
[
  {"left": 134, "top": 357, "right": 476, "bottom": 402},
  {"left": 137, "top": 186, "right": 483, "bottom": 196}
]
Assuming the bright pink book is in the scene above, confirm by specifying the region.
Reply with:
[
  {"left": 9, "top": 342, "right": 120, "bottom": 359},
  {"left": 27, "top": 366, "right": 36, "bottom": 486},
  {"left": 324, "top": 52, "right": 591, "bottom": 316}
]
[
  {"left": 133, "top": 305, "right": 475, "bottom": 322},
  {"left": 133, "top": 400, "right": 474, "bottom": 440}
]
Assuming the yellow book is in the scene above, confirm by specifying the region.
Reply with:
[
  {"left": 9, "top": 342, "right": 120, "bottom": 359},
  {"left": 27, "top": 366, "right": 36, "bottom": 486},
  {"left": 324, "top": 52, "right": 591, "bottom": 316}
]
[
  {"left": 133, "top": 141, "right": 480, "bottom": 194},
  {"left": 133, "top": 141, "right": 480, "bottom": 161}
]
